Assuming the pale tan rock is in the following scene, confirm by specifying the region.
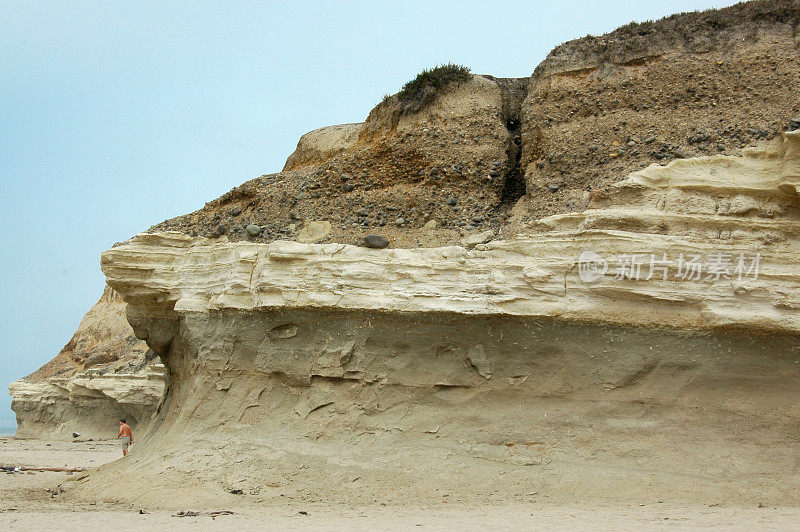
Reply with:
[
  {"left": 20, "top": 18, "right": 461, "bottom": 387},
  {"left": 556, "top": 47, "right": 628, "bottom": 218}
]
[
  {"left": 297, "top": 220, "right": 331, "bottom": 243},
  {"left": 283, "top": 123, "right": 361, "bottom": 171},
  {"left": 8, "top": 286, "right": 167, "bottom": 439},
  {"left": 460, "top": 230, "right": 494, "bottom": 249},
  {"left": 422, "top": 219, "right": 437, "bottom": 230},
  {"left": 625, "top": 131, "right": 800, "bottom": 195},
  {"left": 81, "top": 136, "right": 800, "bottom": 507}
]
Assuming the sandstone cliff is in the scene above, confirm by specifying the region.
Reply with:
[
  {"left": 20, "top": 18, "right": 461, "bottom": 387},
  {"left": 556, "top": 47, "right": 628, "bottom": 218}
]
[
  {"left": 9, "top": 287, "right": 167, "bottom": 439},
  {"left": 12, "top": 0, "right": 800, "bottom": 507},
  {"left": 77, "top": 129, "right": 800, "bottom": 506}
]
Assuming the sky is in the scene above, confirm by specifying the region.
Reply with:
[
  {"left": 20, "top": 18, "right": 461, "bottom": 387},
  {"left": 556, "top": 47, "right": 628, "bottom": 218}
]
[{"left": 0, "top": 0, "right": 737, "bottom": 427}]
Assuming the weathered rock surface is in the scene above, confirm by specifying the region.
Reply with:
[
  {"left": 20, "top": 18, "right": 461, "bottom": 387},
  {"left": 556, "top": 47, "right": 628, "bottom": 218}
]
[
  {"left": 78, "top": 132, "right": 800, "bottom": 506},
  {"left": 9, "top": 366, "right": 167, "bottom": 440},
  {"left": 9, "top": 287, "right": 168, "bottom": 439},
  {"left": 518, "top": 0, "right": 800, "bottom": 222},
  {"left": 283, "top": 123, "right": 361, "bottom": 170},
  {"left": 101, "top": 133, "right": 800, "bottom": 335},
  {"left": 17, "top": 0, "right": 800, "bottom": 507},
  {"left": 297, "top": 220, "right": 331, "bottom": 243},
  {"left": 148, "top": 73, "right": 522, "bottom": 248}
]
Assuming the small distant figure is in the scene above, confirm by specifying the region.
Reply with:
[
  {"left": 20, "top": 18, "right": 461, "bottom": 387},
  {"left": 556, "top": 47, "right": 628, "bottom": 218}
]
[{"left": 117, "top": 419, "right": 133, "bottom": 457}]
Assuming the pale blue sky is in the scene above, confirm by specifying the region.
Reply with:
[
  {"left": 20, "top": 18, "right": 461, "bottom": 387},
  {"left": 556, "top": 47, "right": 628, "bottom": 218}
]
[{"left": 0, "top": 0, "right": 735, "bottom": 426}]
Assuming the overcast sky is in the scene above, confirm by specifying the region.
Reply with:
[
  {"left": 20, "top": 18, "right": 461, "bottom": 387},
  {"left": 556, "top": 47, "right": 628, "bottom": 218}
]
[{"left": 0, "top": 0, "right": 737, "bottom": 427}]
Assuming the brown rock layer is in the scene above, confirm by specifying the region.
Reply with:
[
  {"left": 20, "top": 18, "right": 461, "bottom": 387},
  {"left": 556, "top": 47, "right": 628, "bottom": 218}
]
[{"left": 520, "top": 0, "right": 800, "bottom": 219}]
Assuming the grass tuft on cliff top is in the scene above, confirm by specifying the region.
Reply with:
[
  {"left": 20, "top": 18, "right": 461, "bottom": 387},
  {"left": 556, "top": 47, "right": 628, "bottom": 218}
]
[{"left": 392, "top": 63, "right": 471, "bottom": 113}]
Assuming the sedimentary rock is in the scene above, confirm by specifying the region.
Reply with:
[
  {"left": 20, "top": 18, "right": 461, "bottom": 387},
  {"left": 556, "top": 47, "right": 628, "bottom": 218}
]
[
  {"left": 9, "top": 366, "right": 167, "bottom": 440},
  {"left": 147, "top": 73, "right": 524, "bottom": 248},
  {"left": 519, "top": 0, "right": 800, "bottom": 220},
  {"left": 283, "top": 122, "right": 362, "bottom": 170},
  {"left": 102, "top": 133, "right": 800, "bottom": 334},
  {"left": 78, "top": 132, "right": 800, "bottom": 506},
  {"left": 15, "top": 0, "right": 800, "bottom": 507},
  {"left": 9, "top": 287, "right": 167, "bottom": 439}
]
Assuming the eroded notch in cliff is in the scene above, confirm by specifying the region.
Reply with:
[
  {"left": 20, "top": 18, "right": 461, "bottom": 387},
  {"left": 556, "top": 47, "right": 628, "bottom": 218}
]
[{"left": 494, "top": 77, "right": 529, "bottom": 206}]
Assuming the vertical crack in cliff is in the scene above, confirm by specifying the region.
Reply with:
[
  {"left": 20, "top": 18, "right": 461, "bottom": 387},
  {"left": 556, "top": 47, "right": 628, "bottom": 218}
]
[{"left": 495, "top": 77, "right": 529, "bottom": 207}]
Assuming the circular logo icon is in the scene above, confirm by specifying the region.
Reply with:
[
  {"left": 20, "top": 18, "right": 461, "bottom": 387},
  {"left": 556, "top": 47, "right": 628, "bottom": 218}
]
[{"left": 578, "top": 250, "right": 608, "bottom": 283}]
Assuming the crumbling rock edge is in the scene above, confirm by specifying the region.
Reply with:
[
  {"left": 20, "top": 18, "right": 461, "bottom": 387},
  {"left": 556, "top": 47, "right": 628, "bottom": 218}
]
[
  {"left": 102, "top": 131, "right": 800, "bottom": 335},
  {"left": 68, "top": 133, "right": 800, "bottom": 507}
]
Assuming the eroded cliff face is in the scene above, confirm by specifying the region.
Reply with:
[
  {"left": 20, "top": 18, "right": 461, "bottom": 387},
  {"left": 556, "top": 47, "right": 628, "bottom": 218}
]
[
  {"left": 518, "top": 0, "right": 800, "bottom": 220},
  {"left": 140, "top": 1, "right": 800, "bottom": 247},
  {"left": 147, "top": 74, "right": 525, "bottom": 249},
  {"left": 9, "top": 287, "right": 168, "bottom": 439},
  {"left": 73, "top": 132, "right": 800, "bottom": 506},
  {"left": 17, "top": 0, "right": 800, "bottom": 506}
]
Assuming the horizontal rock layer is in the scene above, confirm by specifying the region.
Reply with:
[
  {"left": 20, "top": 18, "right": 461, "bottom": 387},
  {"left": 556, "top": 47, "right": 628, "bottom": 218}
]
[
  {"left": 10, "top": 365, "right": 167, "bottom": 440},
  {"left": 77, "top": 135, "right": 800, "bottom": 505},
  {"left": 103, "top": 133, "right": 800, "bottom": 334},
  {"left": 8, "top": 286, "right": 168, "bottom": 439}
]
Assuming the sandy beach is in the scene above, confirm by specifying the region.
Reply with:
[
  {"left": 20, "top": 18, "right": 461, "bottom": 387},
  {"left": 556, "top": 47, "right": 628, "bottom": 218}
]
[{"left": 1, "top": 436, "right": 798, "bottom": 530}]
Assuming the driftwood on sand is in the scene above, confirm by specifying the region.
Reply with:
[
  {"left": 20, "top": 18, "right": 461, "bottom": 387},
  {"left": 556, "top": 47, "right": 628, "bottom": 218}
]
[{"left": 1, "top": 465, "right": 86, "bottom": 473}]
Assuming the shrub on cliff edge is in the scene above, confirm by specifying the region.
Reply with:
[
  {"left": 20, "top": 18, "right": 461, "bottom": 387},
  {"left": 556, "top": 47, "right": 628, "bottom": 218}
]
[{"left": 393, "top": 63, "right": 471, "bottom": 114}]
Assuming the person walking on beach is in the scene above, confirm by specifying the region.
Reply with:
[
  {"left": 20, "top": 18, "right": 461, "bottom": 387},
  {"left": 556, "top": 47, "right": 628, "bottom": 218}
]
[{"left": 117, "top": 419, "right": 133, "bottom": 457}]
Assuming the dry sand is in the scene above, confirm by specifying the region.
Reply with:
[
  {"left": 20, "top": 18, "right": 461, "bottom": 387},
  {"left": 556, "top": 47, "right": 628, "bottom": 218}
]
[{"left": 1, "top": 437, "right": 798, "bottom": 530}]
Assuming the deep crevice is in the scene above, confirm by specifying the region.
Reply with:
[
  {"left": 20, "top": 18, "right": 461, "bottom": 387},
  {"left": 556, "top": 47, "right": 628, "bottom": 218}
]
[{"left": 492, "top": 77, "right": 529, "bottom": 206}]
